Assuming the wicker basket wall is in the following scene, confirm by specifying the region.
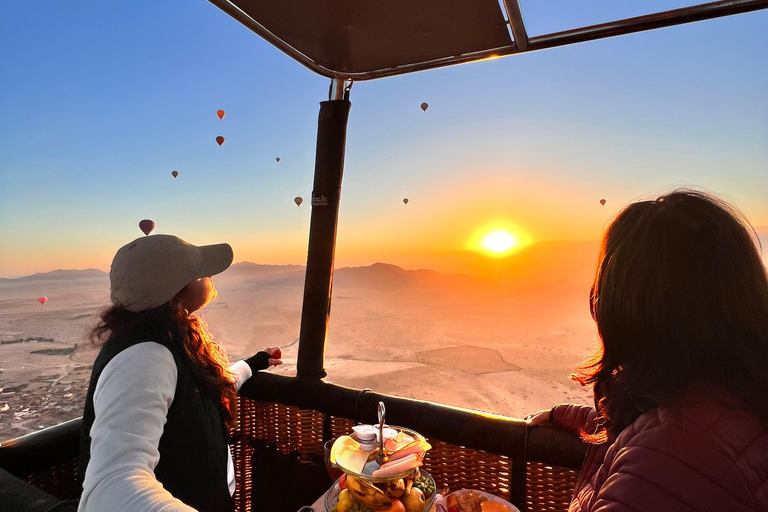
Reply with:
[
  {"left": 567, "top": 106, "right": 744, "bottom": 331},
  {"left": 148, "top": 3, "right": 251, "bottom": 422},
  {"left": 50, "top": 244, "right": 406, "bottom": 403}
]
[
  {"left": 25, "top": 458, "right": 81, "bottom": 501},
  {"left": 231, "top": 397, "right": 579, "bottom": 512},
  {"left": 9, "top": 396, "right": 579, "bottom": 512}
]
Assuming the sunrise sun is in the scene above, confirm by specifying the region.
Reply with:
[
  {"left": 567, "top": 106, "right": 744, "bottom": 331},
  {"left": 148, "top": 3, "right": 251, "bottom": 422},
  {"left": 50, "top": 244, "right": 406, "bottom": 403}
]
[
  {"left": 482, "top": 230, "right": 518, "bottom": 254},
  {"left": 468, "top": 223, "right": 530, "bottom": 258}
]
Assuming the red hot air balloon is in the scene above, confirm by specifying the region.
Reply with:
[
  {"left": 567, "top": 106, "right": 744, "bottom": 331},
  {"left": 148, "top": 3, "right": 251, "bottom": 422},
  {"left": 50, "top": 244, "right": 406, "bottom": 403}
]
[
  {"left": 217, "top": 109, "right": 225, "bottom": 119},
  {"left": 172, "top": 171, "right": 179, "bottom": 178},
  {"left": 38, "top": 297, "right": 48, "bottom": 305},
  {"left": 420, "top": 102, "right": 428, "bottom": 112},
  {"left": 403, "top": 198, "right": 409, "bottom": 204},
  {"left": 600, "top": 199, "right": 607, "bottom": 206},
  {"left": 139, "top": 219, "right": 155, "bottom": 236},
  {"left": 216, "top": 136, "right": 225, "bottom": 146},
  {"left": 294, "top": 197, "right": 303, "bottom": 207}
]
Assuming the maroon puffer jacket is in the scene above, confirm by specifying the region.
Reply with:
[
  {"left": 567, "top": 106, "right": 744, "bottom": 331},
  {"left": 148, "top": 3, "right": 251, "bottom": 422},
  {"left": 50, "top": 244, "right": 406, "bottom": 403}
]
[{"left": 551, "top": 387, "right": 768, "bottom": 512}]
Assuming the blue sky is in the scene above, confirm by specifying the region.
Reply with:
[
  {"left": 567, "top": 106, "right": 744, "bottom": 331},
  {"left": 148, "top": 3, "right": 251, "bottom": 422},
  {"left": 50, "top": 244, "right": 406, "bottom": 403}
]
[{"left": 1, "top": 2, "right": 766, "bottom": 276}]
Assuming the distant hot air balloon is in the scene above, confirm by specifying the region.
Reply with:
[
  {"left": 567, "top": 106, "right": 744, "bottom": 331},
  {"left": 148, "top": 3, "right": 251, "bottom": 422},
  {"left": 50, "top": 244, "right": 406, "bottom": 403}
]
[
  {"left": 403, "top": 198, "right": 409, "bottom": 204},
  {"left": 294, "top": 197, "right": 303, "bottom": 207},
  {"left": 276, "top": 157, "right": 280, "bottom": 163},
  {"left": 216, "top": 136, "right": 225, "bottom": 146},
  {"left": 139, "top": 219, "right": 155, "bottom": 236},
  {"left": 217, "top": 109, "right": 225, "bottom": 119},
  {"left": 38, "top": 297, "right": 48, "bottom": 305},
  {"left": 172, "top": 170, "right": 179, "bottom": 178},
  {"left": 420, "top": 102, "right": 428, "bottom": 112},
  {"left": 600, "top": 199, "right": 607, "bottom": 206}
]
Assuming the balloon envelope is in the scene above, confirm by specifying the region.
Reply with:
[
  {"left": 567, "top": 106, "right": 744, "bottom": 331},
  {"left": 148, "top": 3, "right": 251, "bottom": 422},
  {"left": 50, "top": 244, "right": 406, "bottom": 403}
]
[
  {"left": 172, "top": 171, "right": 179, "bottom": 178},
  {"left": 139, "top": 219, "right": 155, "bottom": 236},
  {"left": 600, "top": 199, "right": 607, "bottom": 206},
  {"left": 420, "top": 102, "right": 428, "bottom": 111},
  {"left": 38, "top": 297, "right": 48, "bottom": 305},
  {"left": 294, "top": 197, "right": 303, "bottom": 206},
  {"left": 403, "top": 198, "right": 409, "bottom": 204},
  {"left": 217, "top": 109, "right": 225, "bottom": 119},
  {"left": 216, "top": 136, "right": 225, "bottom": 146},
  {"left": 276, "top": 157, "right": 280, "bottom": 163}
]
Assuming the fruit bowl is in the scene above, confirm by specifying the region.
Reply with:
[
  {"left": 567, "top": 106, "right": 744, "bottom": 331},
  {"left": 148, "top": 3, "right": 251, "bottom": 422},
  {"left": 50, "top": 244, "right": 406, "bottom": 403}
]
[
  {"left": 332, "top": 425, "right": 428, "bottom": 483},
  {"left": 324, "top": 469, "right": 437, "bottom": 512}
]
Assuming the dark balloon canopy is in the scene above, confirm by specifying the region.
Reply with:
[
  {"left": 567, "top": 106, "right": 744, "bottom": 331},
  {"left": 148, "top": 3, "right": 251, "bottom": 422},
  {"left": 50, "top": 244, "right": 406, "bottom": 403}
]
[
  {"left": 216, "top": 136, "right": 225, "bottom": 146},
  {"left": 600, "top": 199, "right": 607, "bottom": 206},
  {"left": 139, "top": 219, "right": 155, "bottom": 236},
  {"left": 403, "top": 198, "right": 409, "bottom": 204},
  {"left": 172, "top": 171, "right": 179, "bottom": 178},
  {"left": 420, "top": 103, "right": 428, "bottom": 112},
  {"left": 294, "top": 197, "right": 303, "bottom": 206},
  {"left": 276, "top": 157, "right": 280, "bottom": 163}
]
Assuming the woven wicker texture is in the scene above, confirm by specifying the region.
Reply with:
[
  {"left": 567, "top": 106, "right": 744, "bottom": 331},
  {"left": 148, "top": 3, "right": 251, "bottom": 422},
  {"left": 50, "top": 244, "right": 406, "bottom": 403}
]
[
  {"left": 232, "top": 398, "right": 579, "bottom": 512},
  {"left": 15, "top": 397, "right": 579, "bottom": 511},
  {"left": 26, "top": 457, "right": 80, "bottom": 501},
  {"left": 525, "top": 461, "right": 579, "bottom": 512},
  {"left": 424, "top": 439, "right": 512, "bottom": 499}
]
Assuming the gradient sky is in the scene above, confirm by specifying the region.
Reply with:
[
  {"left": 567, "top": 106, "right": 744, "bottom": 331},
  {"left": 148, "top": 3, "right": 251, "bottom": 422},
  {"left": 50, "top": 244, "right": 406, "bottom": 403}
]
[{"left": 1, "top": 2, "right": 767, "bottom": 277}]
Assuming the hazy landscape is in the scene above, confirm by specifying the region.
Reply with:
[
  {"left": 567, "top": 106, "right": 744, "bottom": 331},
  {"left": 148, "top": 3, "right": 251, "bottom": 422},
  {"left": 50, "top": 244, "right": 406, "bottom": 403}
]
[{"left": 2, "top": 233, "right": 765, "bottom": 439}]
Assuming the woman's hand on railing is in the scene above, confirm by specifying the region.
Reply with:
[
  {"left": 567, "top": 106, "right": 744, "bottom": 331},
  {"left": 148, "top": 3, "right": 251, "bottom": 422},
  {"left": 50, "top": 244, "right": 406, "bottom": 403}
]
[
  {"left": 523, "top": 409, "right": 552, "bottom": 426},
  {"left": 245, "top": 347, "right": 284, "bottom": 372},
  {"left": 263, "top": 346, "right": 284, "bottom": 367}
]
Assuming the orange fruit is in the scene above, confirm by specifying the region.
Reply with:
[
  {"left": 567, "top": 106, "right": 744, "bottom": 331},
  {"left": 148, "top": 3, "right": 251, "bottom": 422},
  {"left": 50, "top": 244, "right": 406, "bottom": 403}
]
[{"left": 480, "top": 501, "right": 512, "bottom": 512}]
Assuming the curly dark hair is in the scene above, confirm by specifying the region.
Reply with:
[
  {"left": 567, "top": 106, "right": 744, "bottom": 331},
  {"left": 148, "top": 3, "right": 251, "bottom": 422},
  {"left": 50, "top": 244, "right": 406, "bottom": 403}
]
[
  {"left": 91, "top": 302, "right": 238, "bottom": 429},
  {"left": 573, "top": 190, "right": 768, "bottom": 440}
]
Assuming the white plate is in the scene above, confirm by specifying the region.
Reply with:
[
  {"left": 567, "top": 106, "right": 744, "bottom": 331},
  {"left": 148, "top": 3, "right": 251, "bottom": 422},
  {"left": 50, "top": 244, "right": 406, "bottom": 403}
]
[{"left": 444, "top": 489, "right": 520, "bottom": 512}]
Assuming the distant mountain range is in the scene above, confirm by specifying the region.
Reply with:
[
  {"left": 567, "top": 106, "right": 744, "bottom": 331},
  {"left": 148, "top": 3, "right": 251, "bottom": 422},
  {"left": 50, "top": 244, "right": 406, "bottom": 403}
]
[
  {"left": 218, "top": 240, "right": 601, "bottom": 289},
  {"left": 0, "top": 240, "right": 601, "bottom": 289},
  {"left": 0, "top": 269, "right": 108, "bottom": 283}
]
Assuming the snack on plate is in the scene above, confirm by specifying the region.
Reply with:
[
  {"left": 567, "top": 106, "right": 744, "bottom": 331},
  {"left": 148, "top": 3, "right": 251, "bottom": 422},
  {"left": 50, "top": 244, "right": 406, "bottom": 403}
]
[
  {"left": 328, "top": 422, "right": 436, "bottom": 512},
  {"left": 456, "top": 491, "right": 483, "bottom": 512},
  {"left": 329, "top": 426, "right": 431, "bottom": 480},
  {"left": 444, "top": 490, "right": 518, "bottom": 512}
]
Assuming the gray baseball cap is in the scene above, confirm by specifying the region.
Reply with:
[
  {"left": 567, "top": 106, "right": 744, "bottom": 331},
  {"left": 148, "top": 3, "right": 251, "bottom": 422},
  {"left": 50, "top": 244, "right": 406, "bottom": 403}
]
[{"left": 110, "top": 234, "right": 233, "bottom": 312}]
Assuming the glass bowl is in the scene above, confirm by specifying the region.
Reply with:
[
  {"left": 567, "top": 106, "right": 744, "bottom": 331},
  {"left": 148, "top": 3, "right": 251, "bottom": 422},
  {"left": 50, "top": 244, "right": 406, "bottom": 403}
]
[
  {"left": 333, "top": 425, "right": 427, "bottom": 483},
  {"left": 324, "top": 469, "right": 437, "bottom": 512}
]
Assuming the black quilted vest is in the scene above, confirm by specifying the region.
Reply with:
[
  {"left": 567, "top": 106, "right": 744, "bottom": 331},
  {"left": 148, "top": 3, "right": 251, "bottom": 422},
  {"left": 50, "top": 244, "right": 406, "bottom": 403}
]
[{"left": 80, "top": 334, "right": 234, "bottom": 512}]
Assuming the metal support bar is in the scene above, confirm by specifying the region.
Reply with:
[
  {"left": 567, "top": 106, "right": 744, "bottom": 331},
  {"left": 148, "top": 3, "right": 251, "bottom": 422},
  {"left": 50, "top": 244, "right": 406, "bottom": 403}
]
[
  {"left": 528, "top": 0, "right": 768, "bottom": 51},
  {"left": 501, "top": 0, "right": 529, "bottom": 51},
  {"left": 208, "top": 0, "right": 768, "bottom": 81},
  {"left": 296, "top": 90, "right": 352, "bottom": 380}
]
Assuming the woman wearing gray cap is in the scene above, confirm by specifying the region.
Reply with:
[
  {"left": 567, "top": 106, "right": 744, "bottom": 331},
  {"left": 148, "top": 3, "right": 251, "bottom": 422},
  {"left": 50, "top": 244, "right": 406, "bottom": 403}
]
[{"left": 78, "top": 235, "right": 283, "bottom": 512}]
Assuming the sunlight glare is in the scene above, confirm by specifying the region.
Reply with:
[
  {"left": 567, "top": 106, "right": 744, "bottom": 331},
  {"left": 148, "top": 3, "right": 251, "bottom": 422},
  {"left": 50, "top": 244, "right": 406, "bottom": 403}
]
[
  {"left": 482, "top": 230, "right": 518, "bottom": 254},
  {"left": 467, "top": 223, "right": 530, "bottom": 258}
]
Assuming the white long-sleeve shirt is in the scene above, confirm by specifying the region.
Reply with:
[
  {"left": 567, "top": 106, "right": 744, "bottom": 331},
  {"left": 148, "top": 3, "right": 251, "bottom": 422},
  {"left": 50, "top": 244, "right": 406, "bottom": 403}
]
[{"left": 78, "top": 342, "right": 253, "bottom": 512}]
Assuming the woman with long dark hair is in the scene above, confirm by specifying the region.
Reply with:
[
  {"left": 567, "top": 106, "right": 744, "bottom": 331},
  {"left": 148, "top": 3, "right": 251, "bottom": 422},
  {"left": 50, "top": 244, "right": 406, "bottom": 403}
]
[
  {"left": 526, "top": 190, "right": 768, "bottom": 511},
  {"left": 78, "top": 235, "right": 283, "bottom": 512}
]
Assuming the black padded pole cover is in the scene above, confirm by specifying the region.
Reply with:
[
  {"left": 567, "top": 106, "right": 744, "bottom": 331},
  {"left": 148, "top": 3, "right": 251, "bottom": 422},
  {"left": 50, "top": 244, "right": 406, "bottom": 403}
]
[{"left": 296, "top": 99, "right": 351, "bottom": 380}]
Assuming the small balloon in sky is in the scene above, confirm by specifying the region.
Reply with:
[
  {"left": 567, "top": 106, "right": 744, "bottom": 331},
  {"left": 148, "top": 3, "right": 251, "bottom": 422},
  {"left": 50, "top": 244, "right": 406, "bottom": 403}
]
[
  {"left": 600, "top": 199, "right": 607, "bottom": 206},
  {"left": 139, "top": 219, "right": 155, "bottom": 236},
  {"left": 403, "top": 198, "right": 409, "bottom": 204},
  {"left": 276, "top": 157, "right": 280, "bottom": 163},
  {"left": 171, "top": 170, "right": 179, "bottom": 178},
  {"left": 216, "top": 136, "right": 225, "bottom": 146},
  {"left": 420, "top": 102, "right": 428, "bottom": 112},
  {"left": 38, "top": 297, "right": 48, "bottom": 305},
  {"left": 294, "top": 197, "right": 303, "bottom": 207},
  {"left": 217, "top": 109, "right": 225, "bottom": 119}
]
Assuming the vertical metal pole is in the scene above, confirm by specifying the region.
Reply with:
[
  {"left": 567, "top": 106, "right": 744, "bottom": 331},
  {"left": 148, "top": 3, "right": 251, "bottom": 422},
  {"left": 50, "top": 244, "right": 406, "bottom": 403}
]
[{"left": 296, "top": 78, "right": 352, "bottom": 380}]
